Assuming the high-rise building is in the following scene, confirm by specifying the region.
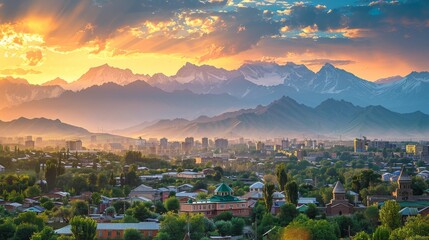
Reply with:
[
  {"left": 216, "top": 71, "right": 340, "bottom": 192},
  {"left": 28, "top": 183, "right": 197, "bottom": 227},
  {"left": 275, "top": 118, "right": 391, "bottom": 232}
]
[
  {"left": 281, "top": 139, "right": 289, "bottom": 150},
  {"left": 185, "top": 137, "right": 194, "bottom": 147},
  {"left": 66, "top": 140, "right": 83, "bottom": 151},
  {"left": 354, "top": 137, "right": 368, "bottom": 153},
  {"left": 256, "top": 141, "right": 264, "bottom": 151},
  {"left": 406, "top": 144, "right": 422, "bottom": 155},
  {"left": 202, "top": 137, "right": 209, "bottom": 150},
  {"left": 160, "top": 138, "right": 168, "bottom": 149},
  {"left": 215, "top": 138, "right": 228, "bottom": 152},
  {"left": 421, "top": 145, "right": 429, "bottom": 162},
  {"left": 25, "top": 140, "right": 35, "bottom": 149}
]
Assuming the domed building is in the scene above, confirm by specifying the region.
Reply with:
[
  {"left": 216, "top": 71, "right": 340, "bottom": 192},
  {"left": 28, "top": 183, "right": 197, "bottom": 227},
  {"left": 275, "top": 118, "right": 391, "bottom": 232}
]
[{"left": 180, "top": 183, "right": 250, "bottom": 218}]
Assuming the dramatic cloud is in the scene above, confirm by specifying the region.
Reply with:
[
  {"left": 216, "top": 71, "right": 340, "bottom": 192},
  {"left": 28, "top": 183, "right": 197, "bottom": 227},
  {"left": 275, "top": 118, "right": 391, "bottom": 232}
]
[
  {"left": 0, "top": 0, "right": 428, "bottom": 82},
  {"left": 0, "top": 68, "right": 41, "bottom": 75},
  {"left": 301, "top": 59, "right": 355, "bottom": 66},
  {"left": 25, "top": 50, "right": 43, "bottom": 66}
]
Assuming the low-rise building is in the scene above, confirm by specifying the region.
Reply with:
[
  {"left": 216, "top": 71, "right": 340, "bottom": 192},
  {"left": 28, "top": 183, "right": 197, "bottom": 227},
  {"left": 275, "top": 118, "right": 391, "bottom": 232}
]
[
  {"left": 177, "top": 171, "right": 205, "bottom": 179},
  {"left": 180, "top": 183, "right": 250, "bottom": 218},
  {"left": 129, "top": 184, "right": 160, "bottom": 201},
  {"left": 55, "top": 222, "right": 159, "bottom": 239}
]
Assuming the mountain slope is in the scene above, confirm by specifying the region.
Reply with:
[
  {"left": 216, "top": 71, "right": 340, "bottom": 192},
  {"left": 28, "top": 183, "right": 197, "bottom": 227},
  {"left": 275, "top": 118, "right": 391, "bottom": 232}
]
[
  {"left": 0, "top": 77, "right": 65, "bottom": 110},
  {"left": 67, "top": 64, "right": 149, "bottom": 90},
  {"left": 0, "top": 81, "right": 244, "bottom": 131},
  {"left": 133, "top": 96, "right": 429, "bottom": 139},
  {"left": 0, "top": 117, "right": 89, "bottom": 137}
]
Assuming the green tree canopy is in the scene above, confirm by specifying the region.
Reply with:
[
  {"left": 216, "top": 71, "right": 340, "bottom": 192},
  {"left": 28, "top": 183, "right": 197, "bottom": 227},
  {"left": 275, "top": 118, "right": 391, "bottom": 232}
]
[
  {"left": 379, "top": 200, "right": 401, "bottom": 230},
  {"left": 263, "top": 183, "right": 275, "bottom": 213},
  {"left": 70, "top": 216, "right": 97, "bottom": 240},
  {"left": 164, "top": 197, "right": 180, "bottom": 213},
  {"left": 124, "top": 229, "right": 143, "bottom": 240},
  {"left": 285, "top": 181, "right": 299, "bottom": 206}
]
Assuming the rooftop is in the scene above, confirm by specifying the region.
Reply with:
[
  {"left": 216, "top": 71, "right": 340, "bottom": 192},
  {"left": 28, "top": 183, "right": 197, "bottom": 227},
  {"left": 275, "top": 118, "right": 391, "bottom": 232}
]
[
  {"left": 55, "top": 222, "right": 160, "bottom": 235},
  {"left": 398, "top": 167, "right": 412, "bottom": 182},
  {"left": 215, "top": 183, "right": 233, "bottom": 194},
  {"left": 333, "top": 181, "right": 346, "bottom": 194}
]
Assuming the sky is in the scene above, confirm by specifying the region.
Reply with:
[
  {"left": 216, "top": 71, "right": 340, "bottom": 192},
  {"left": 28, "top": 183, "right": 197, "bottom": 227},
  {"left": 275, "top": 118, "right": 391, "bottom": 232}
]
[{"left": 0, "top": 0, "right": 428, "bottom": 84}]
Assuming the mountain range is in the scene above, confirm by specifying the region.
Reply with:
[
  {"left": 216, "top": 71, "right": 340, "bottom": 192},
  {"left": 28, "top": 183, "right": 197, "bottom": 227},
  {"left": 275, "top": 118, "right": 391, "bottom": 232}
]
[
  {"left": 41, "top": 61, "right": 428, "bottom": 113},
  {"left": 127, "top": 96, "right": 429, "bottom": 139},
  {"left": 0, "top": 77, "right": 64, "bottom": 109},
  {"left": 0, "top": 117, "right": 131, "bottom": 143},
  {"left": 1, "top": 61, "right": 429, "bottom": 135},
  {"left": 0, "top": 81, "right": 243, "bottom": 131}
]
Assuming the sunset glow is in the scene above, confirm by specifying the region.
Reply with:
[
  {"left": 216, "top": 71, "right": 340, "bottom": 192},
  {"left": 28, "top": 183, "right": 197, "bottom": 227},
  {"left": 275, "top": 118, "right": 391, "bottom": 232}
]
[{"left": 0, "top": 0, "right": 428, "bottom": 84}]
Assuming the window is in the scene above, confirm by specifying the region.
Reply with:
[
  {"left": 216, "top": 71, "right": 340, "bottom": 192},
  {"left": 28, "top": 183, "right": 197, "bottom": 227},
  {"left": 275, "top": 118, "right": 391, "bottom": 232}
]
[
  {"left": 108, "top": 231, "right": 112, "bottom": 237},
  {"left": 116, "top": 231, "right": 121, "bottom": 237},
  {"left": 98, "top": 231, "right": 102, "bottom": 237},
  {"left": 148, "top": 231, "right": 153, "bottom": 237},
  {"left": 220, "top": 204, "right": 224, "bottom": 208}
]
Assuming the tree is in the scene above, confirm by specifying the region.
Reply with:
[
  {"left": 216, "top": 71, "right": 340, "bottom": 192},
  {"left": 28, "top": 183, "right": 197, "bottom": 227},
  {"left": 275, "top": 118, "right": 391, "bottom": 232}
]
[
  {"left": 196, "top": 192, "right": 208, "bottom": 201},
  {"left": 109, "top": 172, "right": 116, "bottom": 186},
  {"left": 124, "top": 229, "right": 143, "bottom": 240},
  {"left": 14, "top": 212, "right": 45, "bottom": 231},
  {"left": 164, "top": 197, "right": 180, "bottom": 213},
  {"left": 283, "top": 215, "right": 339, "bottom": 240},
  {"left": 88, "top": 173, "right": 97, "bottom": 191},
  {"left": 91, "top": 192, "right": 101, "bottom": 206},
  {"left": 372, "top": 226, "right": 390, "bottom": 240},
  {"left": 53, "top": 207, "right": 72, "bottom": 223},
  {"left": 41, "top": 199, "right": 55, "bottom": 211},
  {"left": 125, "top": 170, "right": 140, "bottom": 187},
  {"left": 131, "top": 203, "right": 152, "bottom": 221},
  {"left": 285, "top": 181, "right": 299, "bottom": 205},
  {"left": 305, "top": 204, "right": 319, "bottom": 219},
  {"left": 71, "top": 175, "right": 88, "bottom": 195},
  {"left": 214, "top": 211, "right": 233, "bottom": 222},
  {"left": 70, "top": 216, "right": 96, "bottom": 240},
  {"left": 0, "top": 220, "right": 16, "bottom": 240},
  {"left": 30, "top": 226, "right": 57, "bottom": 240},
  {"left": 156, "top": 212, "right": 186, "bottom": 240},
  {"left": 45, "top": 160, "right": 57, "bottom": 191},
  {"left": 263, "top": 182, "right": 275, "bottom": 213},
  {"left": 13, "top": 223, "right": 37, "bottom": 240},
  {"left": 278, "top": 203, "right": 299, "bottom": 226},
  {"left": 105, "top": 206, "right": 116, "bottom": 217},
  {"left": 412, "top": 176, "right": 428, "bottom": 195},
  {"left": 112, "top": 200, "right": 131, "bottom": 214},
  {"left": 97, "top": 173, "right": 108, "bottom": 189},
  {"left": 216, "top": 220, "right": 233, "bottom": 236},
  {"left": 25, "top": 185, "right": 41, "bottom": 198},
  {"left": 231, "top": 217, "right": 245, "bottom": 236},
  {"left": 379, "top": 200, "right": 401, "bottom": 230},
  {"left": 154, "top": 201, "right": 166, "bottom": 214},
  {"left": 72, "top": 200, "right": 89, "bottom": 216},
  {"left": 389, "top": 215, "right": 429, "bottom": 240},
  {"left": 354, "top": 231, "right": 371, "bottom": 240},
  {"left": 276, "top": 163, "right": 288, "bottom": 191},
  {"left": 365, "top": 205, "right": 379, "bottom": 229}
]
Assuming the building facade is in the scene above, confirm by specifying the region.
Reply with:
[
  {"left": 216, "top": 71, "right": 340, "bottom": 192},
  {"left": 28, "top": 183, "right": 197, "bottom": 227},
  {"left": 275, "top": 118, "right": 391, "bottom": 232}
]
[{"left": 180, "top": 183, "right": 250, "bottom": 218}]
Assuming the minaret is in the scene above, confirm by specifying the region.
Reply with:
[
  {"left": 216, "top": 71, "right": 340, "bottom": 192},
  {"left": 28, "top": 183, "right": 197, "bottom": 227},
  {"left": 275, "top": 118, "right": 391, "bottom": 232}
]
[
  {"left": 394, "top": 166, "right": 413, "bottom": 201},
  {"left": 332, "top": 181, "right": 346, "bottom": 201}
]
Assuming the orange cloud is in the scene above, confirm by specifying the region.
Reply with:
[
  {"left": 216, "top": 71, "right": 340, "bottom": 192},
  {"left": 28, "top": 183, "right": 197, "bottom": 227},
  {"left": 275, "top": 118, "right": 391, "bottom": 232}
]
[
  {"left": 25, "top": 49, "right": 43, "bottom": 66},
  {"left": 0, "top": 68, "right": 41, "bottom": 75}
]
